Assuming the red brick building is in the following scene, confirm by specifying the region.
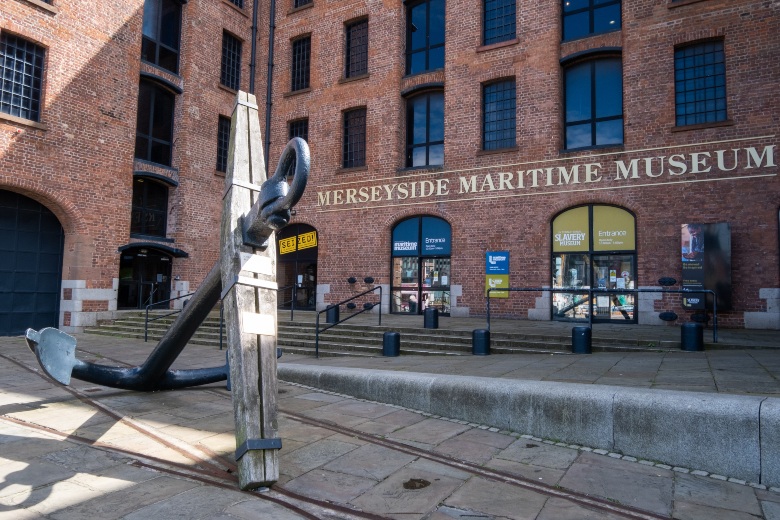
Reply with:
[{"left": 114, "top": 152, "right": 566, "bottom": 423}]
[{"left": 1, "top": 0, "right": 778, "bottom": 335}]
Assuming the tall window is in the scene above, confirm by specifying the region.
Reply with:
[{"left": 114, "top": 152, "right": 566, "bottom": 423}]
[
  {"left": 675, "top": 41, "right": 727, "bottom": 127},
  {"left": 562, "top": 0, "right": 621, "bottom": 42},
  {"left": 0, "top": 34, "right": 45, "bottom": 122},
  {"left": 345, "top": 19, "right": 368, "bottom": 78},
  {"left": 141, "top": 0, "right": 182, "bottom": 74},
  {"left": 216, "top": 116, "right": 231, "bottom": 173},
  {"left": 564, "top": 57, "right": 623, "bottom": 150},
  {"left": 228, "top": 0, "right": 244, "bottom": 7},
  {"left": 343, "top": 108, "right": 366, "bottom": 168},
  {"left": 221, "top": 32, "right": 242, "bottom": 91},
  {"left": 294, "top": 0, "right": 312, "bottom": 7},
  {"left": 406, "top": 0, "right": 445, "bottom": 75},
  {"left": 291, "top": 37, "right": 311, "bottom": 91},
  {"left": 483, "top": 79, "right": 516, "bottom": 150},
  {"left": 135, "top": 80, "right": 176, "bottom": 166},
  {"left": 406, "top": 91, "right": 444, "bottom": 167},
  {"left": 484, "top": 0, "right": 516, "bottom": 46},
  {"left": 131, "top": 178, "right": 168, "bottom": 237},
  {"left": 289, "top": 118, "right": 309, "bottom": 142}
]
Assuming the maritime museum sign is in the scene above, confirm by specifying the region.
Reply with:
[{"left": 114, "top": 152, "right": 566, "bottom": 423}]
[{"left": 316, "top": 137, "right": 776, "bottom": 211}]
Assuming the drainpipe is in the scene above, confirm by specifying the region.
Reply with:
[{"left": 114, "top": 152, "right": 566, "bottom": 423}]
[
  {"left": 249, "top": 0, "right": 259, "bottom": 94},
  {"left": 263, "top": 0, "right": 276, "bottom": 172}
]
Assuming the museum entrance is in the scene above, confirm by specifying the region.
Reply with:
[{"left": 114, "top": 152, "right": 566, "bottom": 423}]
[
  {"left": 117, "top": 247, "right": 172, "bottom": 309},
  {"left": 391, "top": 216, "right": 451, "bottom": 315},
  {"left": 276, "top": 223, "right": 317, "bottom": 310},
  {"left": 551, "top": 205, "right": 637, "bottom": 323}
]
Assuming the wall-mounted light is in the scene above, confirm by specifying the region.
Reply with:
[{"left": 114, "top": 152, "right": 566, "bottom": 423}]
[
  {"left": 347, "top": 277, "right": 357, "bottom": 284},
  {"left": 364, "top": 277, "right": 374, "bottom": 284}
]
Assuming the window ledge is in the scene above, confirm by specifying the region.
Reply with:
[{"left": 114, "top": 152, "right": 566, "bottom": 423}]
[
  {"left": 218, "top": 83, "right": 239, "bottom": 95},
  {"left": 477, "top": 38, "right": 519, "bottom": 53},
  {"left": 561, "top": 27, "right": 621, "bottom": 44},
  {"left": 215, "top": 170, "right": 226, "bottom": 178},
  {"left": 0, "top": 111, "right": 48, "bottom": 131},
  {"left": 476, "top": 146, "right": 518, "bottom": 156},
  {"left": 671, "top": 120, "right": 733, "bottom": 132},
  {"left": 559, "top": 144, "right": 624, "bottom": 155},
  {"left": 15, "top": 0, "right": 58, "bottom": 15},
  {"left": 337, "top": 165, "right": 368, "bottom": 173},
  {"left": 284, "top": 87, "right": 311, "bottom": 98},
  {"left": 668, "top": 0, "right": 709, "bottom": 8},
  {"left": 339, "top": 73, "right": 370, "bottom": 85},
  {"left": 287, "top": 2, "right": 313, "bottom": 15},
  {"left": 396, "top": 165, "right": 444, "bottom": 174},
  {"left": 222, "top": 0, "right": 249, "bottom": 17},
  {"left": 129, "top": 233, "right": 175, "bottom": 243}
]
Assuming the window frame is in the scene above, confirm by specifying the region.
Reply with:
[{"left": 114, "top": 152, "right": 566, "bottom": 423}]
[
  {"left": 562, "top": 0, "right": 621, "bottom": 42},
  {"left": 0, "top": 32, "right": 46, "bottom": 122},
  {"left": 342, "top": 107, "right": 367, "bottom": 169},
  {"left": 141, "top": 0, "right": 182, "bottom": 74},
  {"left": 131, "top": 177, "right": 169, "bottom": 238},
  {"left": 134, "top": 79, "right": 177, "bottom": 167},
  {"left": 405, "top": 0, "right": 446, "bottom": 76},
  {"left": 216, "top": 115, "right": 231, "bottom": 173},
  {"left": 220, "top": 31, "right": 243, "bottom": 91},
  {"left": 674, "top": 39, "right": 727, "bottom": 128},
  {"left": 482, "top": 78, "right": 516, "bottom": 151},
  {"left": 483, "top": 0, "right": 516, "bottom": 46},
  {"left": 289, "top": 118, "right": 309, "bottom": 142},
  {"left": 291, "top": 36, "right": 311, "bottom": 92},
  {"left": 563, "top": 56, "right": 624, "bottom": 151},
  {"left": 405, "top": 90, "right": 445, "bottom": 168},
  {"left": 345, "top": 18, "right": 369, "bottom": 79}
]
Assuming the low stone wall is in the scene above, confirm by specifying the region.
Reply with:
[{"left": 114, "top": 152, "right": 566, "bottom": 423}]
[{"left": 278, "top": 364, "right": 778, "bottom": 486}]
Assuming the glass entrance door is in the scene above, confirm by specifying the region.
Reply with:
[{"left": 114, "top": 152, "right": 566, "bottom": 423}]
[
  {"left": 592, "top": 254, "right": 635, "bottom": 321},
  {"left": 391, "top": 257, "right": 451, "bottom": 315},
  {"left": 118, "top": 248, "right": 172, "bottom": 309}
]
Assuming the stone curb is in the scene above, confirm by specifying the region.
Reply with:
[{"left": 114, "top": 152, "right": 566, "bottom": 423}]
[{"left": 278, "top": 364, "right": 778, "bottom": 486}]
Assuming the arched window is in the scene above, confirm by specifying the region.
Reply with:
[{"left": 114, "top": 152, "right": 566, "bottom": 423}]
[
  {"left": 551, "top": 205, "right": 636, "bottom": 323},
  {"left": 391, "top": 216, "right": 451, "bottom": 315}
]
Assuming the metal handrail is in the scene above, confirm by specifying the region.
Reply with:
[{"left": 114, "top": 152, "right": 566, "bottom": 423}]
[
  {"left": 486, "top": 286, "right": 718, "bottom": 343},
  {"left": 144, "top": 291, "right": 195, "bottom": 342},
  {"left": 315, "top": 286, "right": 382, "bottom": 358}
]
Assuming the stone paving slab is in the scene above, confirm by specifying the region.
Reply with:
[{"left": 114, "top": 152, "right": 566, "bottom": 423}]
[{"left": 1, "top": 333, "right": 780, "bottom": 519}]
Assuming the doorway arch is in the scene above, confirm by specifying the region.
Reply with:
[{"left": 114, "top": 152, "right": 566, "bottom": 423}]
[
  {"left": 0, "top": 190, "right": 64, "bottom": 336},
  {"left": 391, "top": 215, "right": 452, "bottom": 315},
  {"left": 276, "top": 223, "right": 318, "bottom": 310}
]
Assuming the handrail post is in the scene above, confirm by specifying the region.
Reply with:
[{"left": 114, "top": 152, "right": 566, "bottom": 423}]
[
  {"left": 291, "top": 283, "right": 296, "bottom": 321},
  {"left": 588, "top": 286, "right": 593, "bottom": 329},
  {"left": 711, "top": 289, "right": 718, "bottom": 343},
  {"left": 145, "top": 306, "right": 150, "bottom": 342},
  {"left": 315, "top": 312, "right": 320, "bottom": 359},
  {"left": 378, "top": 286, "right": 382, "bottom": 326},
  {"left": 219, "top": 302, "right": 224, "bottom": 351},
  {"left": 486, "top": 288, "right": 492, "bottom": 332}
]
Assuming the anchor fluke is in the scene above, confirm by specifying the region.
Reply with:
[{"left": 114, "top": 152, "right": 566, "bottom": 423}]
[{"left": 25, "top": 327, "right": 78, "bottom": 385}]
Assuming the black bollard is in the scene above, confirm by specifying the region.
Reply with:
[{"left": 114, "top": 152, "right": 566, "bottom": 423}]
[
  {"left": 383, "top": 331, "right": 400, "bottom": 357},
  {"left": 681, "top": 322, "right": 704, "bottom": 351},
  {"left": 423, "top": 307, "right": 439, "bottom": 329},
  {"left": 572, "top": 326, "right": 592, "bottom": 354},
  {"left": 325, "top": 304, "right": 339, "bottom": 324},
  {"left": 472, "top": 329, "right": 490, "bottom": 355}
]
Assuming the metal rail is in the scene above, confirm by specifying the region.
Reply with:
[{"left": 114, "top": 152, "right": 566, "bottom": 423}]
[
  {"left": 145, "top": 291, "right": 195, "bottom": 342},
  {"left": 486, "top": 287, "right": 718, "bottom": 343},
  {"left": 314, "top": 286, "right": 382, "bottom": 358}
]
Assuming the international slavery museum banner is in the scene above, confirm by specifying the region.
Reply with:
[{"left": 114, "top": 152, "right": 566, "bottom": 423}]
[{"left": 315, "top": 137, "right": 776, "bottom": 211}]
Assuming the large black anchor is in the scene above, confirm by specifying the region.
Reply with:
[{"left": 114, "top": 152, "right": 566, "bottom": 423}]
[{"left": 25, "top": 138, "right": 309, "bottom": 391}]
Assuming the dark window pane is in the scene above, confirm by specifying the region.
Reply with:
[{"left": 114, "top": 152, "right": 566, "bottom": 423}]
[
  {"left": 406, "top": 91, "right": 444, "bottom": 167},
  {"left": 406, "top": 0, "right": 446, "bottom": 75},
  {"left": 565, "top": 62, "right": 592, "bottom": 122},
  {"left": 595, "top": 119, "right": 623, "bottom": 145},
  {"left": 674, "top": 40, "right": 726, "bottom": 126},
  {"left": 229, "top": 0, "right": 244, "bottom": 8},
  {"left": 294, "top": 0, "right": 312, "bottom": 7},
  {"left": 562, "top": 0, "right": 621, "bottom": 41},
  {"left": 346, "top": 19, "right": 368, "bottom": 78},
  {"left": 428, "top": 46, "right": 445, "bottom": 71},
  {"left": 289, "top": 119, "right": 309, "bottom": 142},
  {"left": 563, "top": 11, "right": 590, "bottom": 41},
  {"left": 216, "top": 116, "right": 231, "bottom": 172},
  {"left": 595, "top": 58, "right": 622, "bottom": 118},
  {"left": 484, "top": 0, "right": 516, "bottom": 45},
  {"left": 221, "top": 32, "right": 242, "bottom": 91},
  {"left": 429, "top": 0, "right": 446, "bottom": 45},
  {"left": 135, "top": 80, "right": 175, "bottom": 166},
  {"left": 131, "top": 178, "right": 168, "bottom": 237},
  {"left": 343, "top": 108, "right": 366, "bottom": 168},
  {"left": 593, "top": 4, "right": 621, "bottom": 34},
  {"left": 566, "top": 123, "right": 591, "bottom": 149},
  {"left": 565, "top": 57, "right": 623, "bottom": 149},
  {"left": 0, "top": 34, "right": 45, "bottom": 121},
  {"left": 140, "top": 0, "right": 181, "bottom": 73},
  {"left": 483, "top": 80, "right": 516, "bottom": 150},
  {"left": 292, "top": 37, "right": 311, "bottom": 91}
]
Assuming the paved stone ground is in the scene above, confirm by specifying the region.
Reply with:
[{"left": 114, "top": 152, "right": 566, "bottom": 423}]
[{"left": 1, "top": 333, "right": 779, "bottom": 519}]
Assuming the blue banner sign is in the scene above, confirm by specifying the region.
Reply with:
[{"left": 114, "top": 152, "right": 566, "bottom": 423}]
[{"left": 486, "top": 251, "right": 509, "bottom": 274}]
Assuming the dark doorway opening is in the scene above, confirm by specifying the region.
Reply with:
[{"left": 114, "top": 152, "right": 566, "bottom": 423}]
[{"left": 118, "top": 247, "right": 172, "bottom": 309}]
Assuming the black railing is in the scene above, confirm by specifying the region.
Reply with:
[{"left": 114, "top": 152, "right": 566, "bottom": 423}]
[
  {"left": 315, "top": 286, "right": 382, "bottom": 358},
  {"left": 486, "top": 287, "right": 718, "bottom": 343},
  {"left": 144, "top": 291, "right": 195, "bottom": 342}
]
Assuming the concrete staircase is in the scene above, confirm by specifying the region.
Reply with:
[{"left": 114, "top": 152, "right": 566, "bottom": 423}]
[{"left": 82, "top": 311, "right": 685, "bottom": 358}]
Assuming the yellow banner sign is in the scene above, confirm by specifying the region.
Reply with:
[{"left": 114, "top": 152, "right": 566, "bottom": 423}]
[
  {"left": 485, "top": 275, "right": 509, "bottom": 298},
  {"left": 298, "top": 231, "right": 317, "bottom": 250},
  {"left": 279, "top": 236, "right": 297, "bottom": 254}
]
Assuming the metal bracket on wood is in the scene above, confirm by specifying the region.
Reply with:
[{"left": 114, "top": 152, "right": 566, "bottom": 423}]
[{"left": 235, "top": 438, "right": 283, "bottom": 461}]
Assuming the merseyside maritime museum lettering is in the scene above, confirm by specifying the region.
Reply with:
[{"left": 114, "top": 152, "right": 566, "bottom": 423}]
[{"left": 316, "top": 141, "right": 776, "bottom": 210}]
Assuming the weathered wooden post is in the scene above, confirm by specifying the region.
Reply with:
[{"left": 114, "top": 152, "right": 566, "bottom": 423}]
[{"left": 220, "top": 92, "right": 280, "bottom": 489}]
